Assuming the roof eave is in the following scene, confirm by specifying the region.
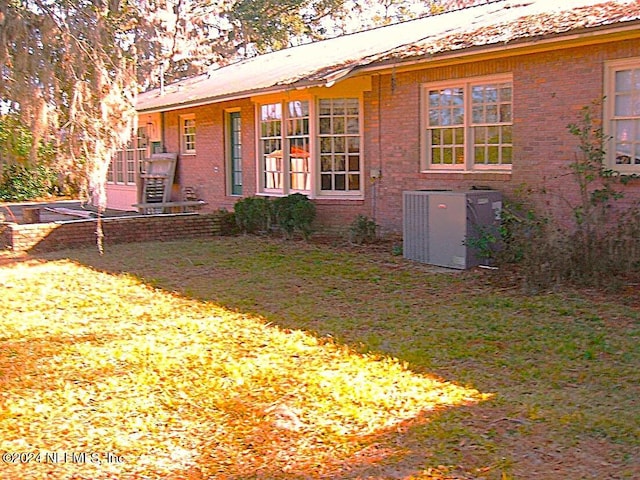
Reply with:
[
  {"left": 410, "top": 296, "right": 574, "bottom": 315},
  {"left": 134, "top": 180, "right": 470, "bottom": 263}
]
[
  {"left": 136, "top": 20, "right": 640, "bottom": 114},
  {"left": 136, "top": 66, "right": 357, "bottom": 114},
  {"left": 355, "top": 20, "right": 640, "bottom": 75}
]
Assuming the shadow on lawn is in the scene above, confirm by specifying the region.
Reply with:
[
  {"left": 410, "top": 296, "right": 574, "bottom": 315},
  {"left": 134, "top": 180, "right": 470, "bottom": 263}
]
[
  {"left": 29, "top": 243, "right": 493, "bottom": 480},
  {"left": 197, "top": 408, "right": 476, "bottom": 480}
]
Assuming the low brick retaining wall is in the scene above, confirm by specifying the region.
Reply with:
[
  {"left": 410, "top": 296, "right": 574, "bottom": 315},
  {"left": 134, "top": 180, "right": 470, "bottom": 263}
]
[{"left": 0, "top": 212, "right": 223, "bottom": 252}]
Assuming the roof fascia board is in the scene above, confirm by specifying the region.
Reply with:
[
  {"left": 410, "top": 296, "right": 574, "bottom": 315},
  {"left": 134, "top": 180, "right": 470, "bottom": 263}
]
[
  {"left": 357, "top": 22, "right": 640, "bottom": 76},
  {"left": 136, "top": 85, "right": 301, "bottom": 114},
  {"left": 136, "top": 72, "right": 366, "bottom": 114},
  {"left": 250, "top": 75, "right": 372, "bottom": 103}
]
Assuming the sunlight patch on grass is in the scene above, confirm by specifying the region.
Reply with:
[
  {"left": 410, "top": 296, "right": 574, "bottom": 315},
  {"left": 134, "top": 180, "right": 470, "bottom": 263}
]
[{"left": 0, "top": 259, "right": 491, "bottom": 479}]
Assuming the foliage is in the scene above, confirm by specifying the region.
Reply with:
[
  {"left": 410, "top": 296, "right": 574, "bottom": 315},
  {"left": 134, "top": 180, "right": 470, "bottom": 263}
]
[
  {"left": 566, "top": 101, "right": 625, "bottom": 231},
  {"left": 0, "top": 115, "right": 73, "bottom": 199},
  {"left": 221, "top": 0, "right": 453, "bottom": 57},
  {"left": 272, "top": 193, "right": 316, "bottom": 239},
  {"left": 24, "top": 237, "right": 640, "bottom": 479},
  {"left": 216, "top": 208, "right": 239, "bottom": 236},
  {"left": 0, "top": 0, "right": 140, "bottom": 211},
  {"left": 234, "top": 194, "right": 317, "bottom": 239},
  {"left": 0, "top": 163, "right": 58, "bottom": 201},
  {"left": 0, "top": 114, "right": 33, "bottom": 164},
  {"left": 348, "top": 214, "right": 378, "bottom": 244},
  {"left": 134, "top": 0, "right": 466, "bottom": 87},
  {"left": 233, "top": 195, "right": 273, "bottom": 234},
  {"left": 496, "top": 102, "right": 640, "bottom": 290},
  {"left": 464, "top": 224, "right": 501, "bottom": 265}
]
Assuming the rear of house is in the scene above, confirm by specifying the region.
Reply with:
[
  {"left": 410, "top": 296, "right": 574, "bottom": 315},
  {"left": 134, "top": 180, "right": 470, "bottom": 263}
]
[{"left": 106, "top": 0, "right": 640, "bottom": 235}]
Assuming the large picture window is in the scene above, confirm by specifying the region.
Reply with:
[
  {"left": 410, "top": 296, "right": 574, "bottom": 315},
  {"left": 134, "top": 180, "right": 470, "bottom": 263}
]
[
  {"left": 258, "top": 97, "right": 361, "bottom": 197},
  {"left": 423, "top": 76, "right": 512, "bottom": 171},
  {"left": 605, "top": 58, "right": 640, "bottom": 173}
]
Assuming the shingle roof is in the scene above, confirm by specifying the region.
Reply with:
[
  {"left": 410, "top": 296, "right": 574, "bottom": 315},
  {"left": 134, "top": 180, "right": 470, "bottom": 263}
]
[{"left": 136, "top": 0, "right": 640, "bottom": 113}]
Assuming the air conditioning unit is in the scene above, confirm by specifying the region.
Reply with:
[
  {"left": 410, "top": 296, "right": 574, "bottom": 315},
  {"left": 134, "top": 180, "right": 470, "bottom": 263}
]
[{"left": 403, "top": 190, "right": 502, "bottom": 269}]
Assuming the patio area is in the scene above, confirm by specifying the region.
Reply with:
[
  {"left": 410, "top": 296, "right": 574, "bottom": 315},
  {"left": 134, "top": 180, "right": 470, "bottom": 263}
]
[{"left": 0, "top": 200, "right": 138, "bottom": 225}]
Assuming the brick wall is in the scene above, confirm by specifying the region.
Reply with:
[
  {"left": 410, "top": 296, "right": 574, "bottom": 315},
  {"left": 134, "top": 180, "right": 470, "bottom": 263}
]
[
  {"left": 151, "top": 38, "right": 640, "bottom": 236},
  {"left": 163, "top": 99, "right": 256, "bottom": 214},
  {"left": 1, "top": 213, "right": 224, "bottom": 253},
  {"left": 365, "top": 39, "right": 640, "bottom": 233}
]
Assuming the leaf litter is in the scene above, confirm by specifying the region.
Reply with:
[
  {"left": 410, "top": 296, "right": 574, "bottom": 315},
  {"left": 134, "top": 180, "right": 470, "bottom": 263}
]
[{"left": 0, "top": 259, "right": 490, "bottom": 479}]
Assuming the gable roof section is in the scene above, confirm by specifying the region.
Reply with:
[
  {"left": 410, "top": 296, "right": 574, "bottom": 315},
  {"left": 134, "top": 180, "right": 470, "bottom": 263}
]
[{"left": 136, "top": 0, "right": 640, "bottom": 113}]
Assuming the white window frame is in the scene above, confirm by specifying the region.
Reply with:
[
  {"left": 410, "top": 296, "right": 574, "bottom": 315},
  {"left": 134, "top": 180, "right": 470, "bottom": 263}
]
[
  {"left": 256, "top": 96, "right": 363, "bottom": 198},
  {"left": 421, "top": 74, "right": 513, "bottom": 172},
  {"left": 318, "top": 97, "right": 362, "bottom": 195},
  {"left": 180, "top": 114, "right": 196, "bottom": 155},
  {"left": 604, "top": 57, "right": 640, "bottom": 174},
  {"left": 107, "top": 126, "right": 148, "bottom": 185}
]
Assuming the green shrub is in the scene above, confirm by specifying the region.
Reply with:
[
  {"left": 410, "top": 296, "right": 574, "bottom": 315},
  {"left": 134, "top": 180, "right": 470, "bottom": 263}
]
[
  {"left": 0, "top": 114, "right": 32, "bottom": 164},
  {"left": 273, "top": 193, "right": 316, "bottom": 239},
  {"left": 216, "top": 208, "right": 239, "bottom": 236},
  {"left": 233, "top": 196, "right": 273, "bottom": 234},
  {"left": 0, "top": 163, "right": 58, "bottom": 201},
  {"left": 348, "top": 214, "right": 378, "bottom": 245},
  {"left": 495, "top": 101, "right": 640, "bottom": 290}
]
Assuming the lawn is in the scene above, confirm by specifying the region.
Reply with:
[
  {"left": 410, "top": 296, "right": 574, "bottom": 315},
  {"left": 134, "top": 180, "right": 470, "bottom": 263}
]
[{"left": 0, "top": 237, "right": 638, "bottom": 479}]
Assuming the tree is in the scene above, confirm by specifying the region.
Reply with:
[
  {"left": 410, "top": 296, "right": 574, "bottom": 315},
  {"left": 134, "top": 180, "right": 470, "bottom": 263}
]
[
  {"left": 0, "top": 0, "right": 490, "bottom": 211},
  {"left": 220, "top": 0, "right": 347, "bottom": 56},
  {"left": 138, "top": 0, "right": 232, "bottom": 89},
  {"left": 0, "top": 0, "right": 141, "bottom": 213}
]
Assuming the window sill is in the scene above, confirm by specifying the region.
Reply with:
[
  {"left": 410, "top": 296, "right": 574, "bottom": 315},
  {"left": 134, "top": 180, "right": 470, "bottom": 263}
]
[
  {"left": 257, "top": 192, "right": 364, "bottom": 202},
  {"left": 420, "top": 169, "right": 512, "bottom": 180},
  {"left": 314, "top": 194, "right": 365, "bottom": 202}
]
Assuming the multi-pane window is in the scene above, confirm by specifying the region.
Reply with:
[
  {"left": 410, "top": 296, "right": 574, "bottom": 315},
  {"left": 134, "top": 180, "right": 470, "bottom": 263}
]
[
  {"left": 181, "top": 116, "right": 196, "bottom": 154},
  {"left": 427, "top": 87, "right": 464, "bottom": 167},
  {"left": 606, "top": 59, "right": 640, "bottom": 172},
  {"left": 228, "top": 111, "right": 243, "bottom": 195},
  {"left": 260, "top": 100, "right": 311, "bottom": 193},
  {"left": 471, "top": 83, "right": 512, "bottom": 166},
  {"left": 259, "top": 97, "right": 361, "bottom": 196},
  {"left": 108, "top": 126, "right": 148, "bottom": 185},
  {"left": 288, "top": 101, "right": 311, "bottom": 192},
  {"left": 261, "top": 103, "right": 283, "bottom": 190},
  {"left": 319, "top": 98, "right": 360, "bottom": 192},
  {"left": 424, "top": 77, "right": 512, "bottom": 170}
]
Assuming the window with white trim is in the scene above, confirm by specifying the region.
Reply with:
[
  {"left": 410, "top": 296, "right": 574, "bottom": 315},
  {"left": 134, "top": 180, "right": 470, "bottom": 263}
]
[
  {"left": 107, "top": 126, "right": 148, "bottom": 185},
  {"left": 319, "top": 98, "right": 360, "bottom": 192},
  {"left": 605, "top": 58, "right": 640, "bottom": 173},
  {"left": 260, "top": 102, "right": 284, "bottom": 191},
  {"left": 258, "top": 97, "right": 361, "bottom": 196},
  {"left": 181, "top": 115, "right": 196, "bottom": 154},
  {"left": 423, "top": 76, "right": 512, "bottom": 171},
  {"left": 260, "top": 100, "right": 311, "bottom": 193}
]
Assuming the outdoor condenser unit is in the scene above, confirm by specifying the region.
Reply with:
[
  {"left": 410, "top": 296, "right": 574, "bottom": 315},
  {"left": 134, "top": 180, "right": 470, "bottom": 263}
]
[{"left": 403, "top": 190, "right": 503, "bottom": 269}]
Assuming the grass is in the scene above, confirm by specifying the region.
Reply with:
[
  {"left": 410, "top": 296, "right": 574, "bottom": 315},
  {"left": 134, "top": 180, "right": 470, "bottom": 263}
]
[{"left": 0, "top": 236, "right": 638, "bottom": 479}]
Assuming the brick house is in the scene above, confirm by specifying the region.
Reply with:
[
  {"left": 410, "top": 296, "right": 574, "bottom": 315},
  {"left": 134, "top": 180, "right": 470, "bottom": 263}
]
[{"left": 106, "top": 0, "right": 640, "bottom": 235}]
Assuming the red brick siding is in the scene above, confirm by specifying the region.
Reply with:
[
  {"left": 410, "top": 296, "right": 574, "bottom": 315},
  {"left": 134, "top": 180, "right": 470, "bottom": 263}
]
[
  {"left": 1, "top": 214, "right": 223, "bottom": 252},
  {"left": 162, "top": 99, "right": 256, "bottom": 213},
  {"left": 367, "top": 40, "right": 640, "bottom": 233},
  {"left": 157, "top": 39, "right": 640, "bottom": 235}
]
